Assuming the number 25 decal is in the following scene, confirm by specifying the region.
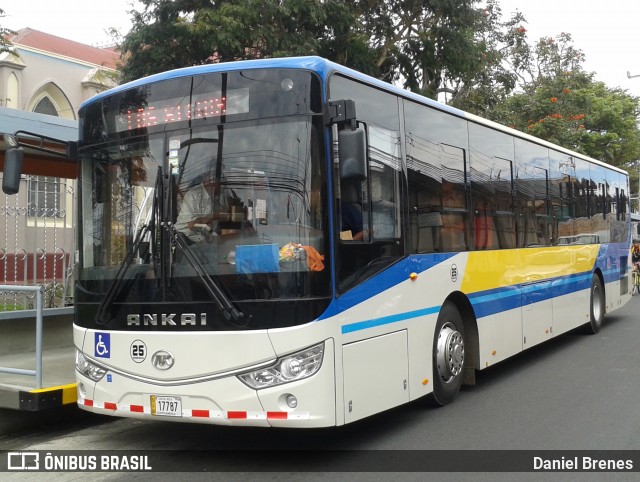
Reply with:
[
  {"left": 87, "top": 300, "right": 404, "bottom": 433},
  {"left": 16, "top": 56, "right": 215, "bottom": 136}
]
[{"left": 130, "top": 340, "right": 147, "bottom": 363}]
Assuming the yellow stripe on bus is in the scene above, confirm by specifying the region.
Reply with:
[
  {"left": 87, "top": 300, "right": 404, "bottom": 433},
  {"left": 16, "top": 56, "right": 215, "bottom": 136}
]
[{"left": 461, "top": 245, "right": 600, "bottom": 293}]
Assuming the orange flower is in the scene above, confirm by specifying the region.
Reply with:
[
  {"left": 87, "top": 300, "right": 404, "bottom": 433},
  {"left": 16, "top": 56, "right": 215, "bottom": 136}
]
[
  {"left": 563, "top": 89, "right": 571, "bottom": 94},
  {"left": 578, "top": 125, "right": 585, "bottom": 129},
  {"left": 517, "top": 26, "right": 527, "bottom": 33},
  {"left": 549, "top": 97, "right": 558, "bottom": 103}
]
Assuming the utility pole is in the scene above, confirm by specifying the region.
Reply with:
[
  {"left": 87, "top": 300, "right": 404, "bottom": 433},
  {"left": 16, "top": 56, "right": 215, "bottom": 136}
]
[{"left": 626, "top": 72, "right": 640, "bottom": 212}]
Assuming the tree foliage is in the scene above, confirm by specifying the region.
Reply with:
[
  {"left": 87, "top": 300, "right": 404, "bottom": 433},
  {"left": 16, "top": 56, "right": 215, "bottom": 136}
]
[
  {"left": 459, "top": 22, "right": 640, "bottom": 171},
  {"left": 116, "top": 0, "right": 499, "bottom": 97},
  {"left": 115, "top": 0, "right": 640, "bottom": 193},
  {"left": 0, "top": 9, "right": 16, "bottom": 55},
  {"left": 491, "top": 70, "right": 640, "bottom": 167}
]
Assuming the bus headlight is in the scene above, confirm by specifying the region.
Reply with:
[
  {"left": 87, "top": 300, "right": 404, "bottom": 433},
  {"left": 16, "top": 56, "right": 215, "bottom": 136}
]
[
  {"left": 237, "top": 342, "right": 324, "bottom": 389},
  {"left": 75, "top": 349, "right": 107, "bottom": 382}
]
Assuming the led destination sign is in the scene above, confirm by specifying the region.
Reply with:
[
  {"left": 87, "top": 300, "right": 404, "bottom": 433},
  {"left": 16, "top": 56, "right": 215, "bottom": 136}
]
[{"left": 114, "top": 88, "right": 250, "bottom": 132}]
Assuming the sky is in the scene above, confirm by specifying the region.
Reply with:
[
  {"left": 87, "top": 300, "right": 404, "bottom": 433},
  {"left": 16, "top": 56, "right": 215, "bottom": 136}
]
[
  {"left": 498, "top": 0, "right": 640, "bottom": 97},
  {"left": 2, "top": 0, "right": 640, "bottom": 97},
  {"left": 1, "top": 0, "right": 141, "bottom": 47}
]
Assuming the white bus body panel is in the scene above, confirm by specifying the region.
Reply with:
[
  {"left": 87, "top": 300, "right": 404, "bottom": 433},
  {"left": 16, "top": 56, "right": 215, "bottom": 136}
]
[
  {"left": 74, "top": 325, "right": 338, "bottom": 427},
  {"left": 342, "top": 330, "right": 409, "bottom": 423},
  {"left": 477, "top": 308, "right": 523, "bottom": 368}
]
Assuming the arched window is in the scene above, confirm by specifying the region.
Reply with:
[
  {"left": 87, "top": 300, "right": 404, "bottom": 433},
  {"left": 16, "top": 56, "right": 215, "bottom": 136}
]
[
  {"left": 33, "top": 96, "right": 59, "bottom": 116},
  {"left": 6, "top": 72, "right": 19, "bottom": 108},
  {"left": 27, "top": 82, "right": 75, "bottom": 120}
]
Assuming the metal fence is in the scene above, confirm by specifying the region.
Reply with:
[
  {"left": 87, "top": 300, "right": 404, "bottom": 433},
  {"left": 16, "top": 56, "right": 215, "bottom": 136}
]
[
  {"left": 0, "top": 175, "right": 76, "bottom": 311},
  {"left": 0, "top": 284, "right": 44, "bottom": 387}
]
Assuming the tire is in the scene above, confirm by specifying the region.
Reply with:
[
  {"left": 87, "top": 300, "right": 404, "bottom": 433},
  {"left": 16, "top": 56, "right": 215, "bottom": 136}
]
[
  {"left": 431, "top": 301, "right": 465, "bottom": 406},
  {"left": 584, "top": 275, "right": 605, "bottom": 334}
]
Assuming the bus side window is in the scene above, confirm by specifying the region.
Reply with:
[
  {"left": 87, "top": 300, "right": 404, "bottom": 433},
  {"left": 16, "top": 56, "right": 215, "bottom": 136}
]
[{"left": 368, "top": 124, "right": 401, "bottom": 241}]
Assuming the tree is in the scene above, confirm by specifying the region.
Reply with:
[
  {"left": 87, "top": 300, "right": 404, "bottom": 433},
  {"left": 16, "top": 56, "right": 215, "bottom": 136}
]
[
  {"left": 344, "top": 0, "right": 497, "bottom": 98},
  {"left": 117, "top": 0, "right": 357, "bottom": 82},
  {"left": 0, "top": 9, "right": 16, "bottom": 55},
  {"left": 480, "top": 33, "right": 640, "bottom": 171},
  {"left": 115, "top": 0, "right": 640, "bottom": 195},
  {"left": 447, "top": 0, "right": 530, "bottom": 113},
  {"left": 116, "top": 0, "right": 499, "bottom": 97},
  {"left": 450, "top": 5, "right": 640, "bottom": 176},
  {"left": 494, "top": 71, "right": 640, "bottom": 166}
]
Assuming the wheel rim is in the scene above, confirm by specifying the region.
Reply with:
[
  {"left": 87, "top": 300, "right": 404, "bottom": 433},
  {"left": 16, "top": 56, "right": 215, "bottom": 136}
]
[
  {"left": 436, "top": 321, "right": 464, "bottom": 383},
  {"left": 592, "top": 283, "right": 603, "bottom": 322}
]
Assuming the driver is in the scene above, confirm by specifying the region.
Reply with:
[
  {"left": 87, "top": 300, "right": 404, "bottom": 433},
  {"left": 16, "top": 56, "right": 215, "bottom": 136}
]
[{"left": 175, "top": 171, "right": 233, "bottom": 243}]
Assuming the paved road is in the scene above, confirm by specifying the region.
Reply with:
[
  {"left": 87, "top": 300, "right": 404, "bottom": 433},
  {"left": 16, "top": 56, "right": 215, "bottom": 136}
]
[{"left": 2, "top": 295, "right": 640, "bottom": 480}]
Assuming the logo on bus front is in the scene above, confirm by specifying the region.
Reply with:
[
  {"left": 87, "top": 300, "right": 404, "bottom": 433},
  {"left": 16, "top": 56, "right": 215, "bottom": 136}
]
[
  {"left": 151, "top": 350, "right": 175, "bottom": 370},
  {"left": 450, "top": 264, "right": 459, "bottom": 282},
  {"left": 127, "top": 313, "right": 207, "bottom": 327}
]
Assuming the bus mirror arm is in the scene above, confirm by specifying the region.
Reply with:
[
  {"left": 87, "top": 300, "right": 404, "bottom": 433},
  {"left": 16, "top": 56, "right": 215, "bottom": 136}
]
[
  {"left": 2, "top": 131, "right": 77, "bottom": 195},
  {"left": 325, "top": 99, "right": 356, "bottom": 128}
]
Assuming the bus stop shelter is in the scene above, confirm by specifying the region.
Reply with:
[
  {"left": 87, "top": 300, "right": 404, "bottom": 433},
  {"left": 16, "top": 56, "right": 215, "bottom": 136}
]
[{"left": 0, "top": 107, "right": 78, "bottom": 411}]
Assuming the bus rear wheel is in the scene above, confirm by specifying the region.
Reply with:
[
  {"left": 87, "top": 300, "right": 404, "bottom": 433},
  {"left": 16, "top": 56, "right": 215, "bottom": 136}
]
[
  {"left": 584, "top": 275, "right": 604, "bottom": 334},
  {"left": 431, "top": 301, "right": 465, "bottom": 406}
]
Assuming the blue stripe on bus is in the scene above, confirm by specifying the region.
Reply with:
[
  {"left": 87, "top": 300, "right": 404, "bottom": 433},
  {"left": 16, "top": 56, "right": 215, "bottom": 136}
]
[
  {"left": 341, "top": 305, "right": 441, "bottom": 334},
  {"left": 339, "top": 267, "right": 620, "bottom": 334},
  {"left": 319, "top": 253, "right": 458, "bottom": 320},
  {"left": 467, "top": 271, "right": 593, "bottom": 319},
  {"left": 332, "top": 243, "right": 629, "bottom": 334}
]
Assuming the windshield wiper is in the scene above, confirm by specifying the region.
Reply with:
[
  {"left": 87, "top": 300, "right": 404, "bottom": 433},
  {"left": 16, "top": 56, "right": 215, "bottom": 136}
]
[
  {"left": 94, "top": 169, "right": 162, "bottom": 326},
  {"left": 164, "top": 223, "right": 248, "bottom": 324},
  {"left": 94, "top": 223, "right": 150, "bottom": 325}
]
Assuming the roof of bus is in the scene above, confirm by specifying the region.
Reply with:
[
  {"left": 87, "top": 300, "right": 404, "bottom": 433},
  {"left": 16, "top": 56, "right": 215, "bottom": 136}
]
[{"left": 83, "top": 56, "right": 628, "bottom": 176}]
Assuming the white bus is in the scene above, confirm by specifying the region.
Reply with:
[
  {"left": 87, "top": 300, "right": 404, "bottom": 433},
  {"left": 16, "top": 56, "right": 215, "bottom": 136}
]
[{"left": 70, "top": 57, "right": 632, "bottom": 427}]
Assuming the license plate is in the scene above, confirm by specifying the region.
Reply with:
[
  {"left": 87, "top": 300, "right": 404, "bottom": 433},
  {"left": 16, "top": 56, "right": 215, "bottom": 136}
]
[{"left": 150, "top": 395, "right": 182, "bottom": 417}]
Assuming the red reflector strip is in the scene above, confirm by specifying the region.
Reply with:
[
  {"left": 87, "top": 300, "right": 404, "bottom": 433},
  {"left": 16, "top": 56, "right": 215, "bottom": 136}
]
[
  {"left": 266, "top": 411, "right": 288, "bottom": 420},
  {"left": 226, "top": 411, "right": 247, "bottom": 419},
  {"left": 80, "top": 398, "right": 309, "bottom": 421}
]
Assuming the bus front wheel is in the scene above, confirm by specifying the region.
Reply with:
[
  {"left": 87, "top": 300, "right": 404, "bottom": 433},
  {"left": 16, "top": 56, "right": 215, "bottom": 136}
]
[{"left": 431, "top": 301, "right": 465, "bottom": 406}]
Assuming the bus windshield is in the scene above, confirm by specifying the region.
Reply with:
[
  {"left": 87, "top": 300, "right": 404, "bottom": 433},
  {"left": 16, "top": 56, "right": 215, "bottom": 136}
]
[{"left": 76, "top": 69, "right": 330, "bottom": 331}]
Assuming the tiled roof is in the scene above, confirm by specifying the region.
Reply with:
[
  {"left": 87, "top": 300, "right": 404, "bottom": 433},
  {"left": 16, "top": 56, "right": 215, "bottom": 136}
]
[{"left": 9, "top": 28, "right": 118, "bottom": 70}]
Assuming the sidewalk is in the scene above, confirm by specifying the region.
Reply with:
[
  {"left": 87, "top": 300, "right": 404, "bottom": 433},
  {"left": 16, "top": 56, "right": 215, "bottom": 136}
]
[{"left": 0, "top": 346, "right": 76, "bottom": 410}]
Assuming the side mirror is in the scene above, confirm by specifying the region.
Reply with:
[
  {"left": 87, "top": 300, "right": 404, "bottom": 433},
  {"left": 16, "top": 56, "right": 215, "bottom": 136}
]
[
  {"left": 338, "top": 127, "right": 367, "bottom": 181},
  {"left": 2, "top": 147, "right": 24, "bottom": 195}
]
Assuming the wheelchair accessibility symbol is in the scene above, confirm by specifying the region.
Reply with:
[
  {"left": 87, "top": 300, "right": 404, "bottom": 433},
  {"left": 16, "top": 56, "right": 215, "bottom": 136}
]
[{"left": 95, "top": 332, "right": 110, "bottom": 358}]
